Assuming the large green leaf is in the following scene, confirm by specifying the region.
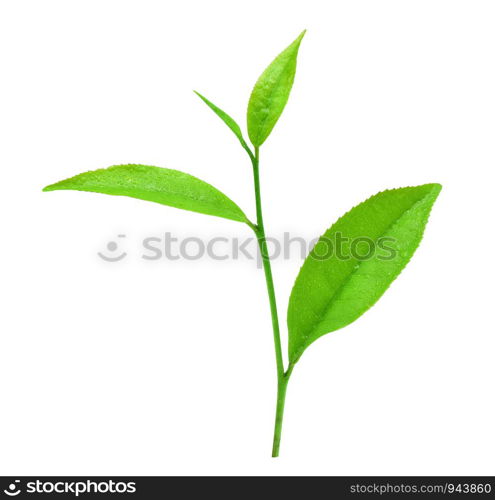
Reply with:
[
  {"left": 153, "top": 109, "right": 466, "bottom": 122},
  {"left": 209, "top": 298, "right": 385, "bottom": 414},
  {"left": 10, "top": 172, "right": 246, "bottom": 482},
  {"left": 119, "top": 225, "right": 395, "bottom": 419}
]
[
  {"left": 194, "top": 91, "right": 254, "bottom": 160},
  {"left": 43, "top": 164, "right": 248, "bottom": 223},
  {"left": 247, "top": 30, "right": 305, "bottom": 147},
  {"left": 287, "top": 184, "right": 442, "bottom": 364}
]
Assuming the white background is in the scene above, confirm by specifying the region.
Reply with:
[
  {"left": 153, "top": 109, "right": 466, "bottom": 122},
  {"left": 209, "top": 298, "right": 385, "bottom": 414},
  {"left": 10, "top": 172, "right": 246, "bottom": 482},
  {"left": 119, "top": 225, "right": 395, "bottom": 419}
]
[{"left": 1, "top": 0, "right": 494, "bottom": 476}]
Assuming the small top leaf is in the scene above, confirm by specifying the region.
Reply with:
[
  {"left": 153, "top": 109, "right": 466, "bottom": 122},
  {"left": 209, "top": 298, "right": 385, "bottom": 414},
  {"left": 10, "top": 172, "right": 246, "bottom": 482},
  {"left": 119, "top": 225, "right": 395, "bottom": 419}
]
[
  {"left": 43, "top": 164, "right": 248, "bottom": 223},
  {"left": 194, "top": 91, "right": 253, "bottom": 160},
  {"left": 287, "top": 184, "right": 442, "bottom": 364},
  {"left": 247, "top": 30, "right": 306, "bottom": 147}
]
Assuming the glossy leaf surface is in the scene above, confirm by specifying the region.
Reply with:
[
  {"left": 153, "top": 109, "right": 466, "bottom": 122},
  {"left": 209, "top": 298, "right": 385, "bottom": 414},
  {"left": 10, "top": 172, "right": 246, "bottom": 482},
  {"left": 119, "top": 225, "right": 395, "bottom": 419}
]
[
  {"left": 247, "top": 30, "right": 305, "bottom": 147},
  {"left": 43, "top": 164, "right": 248, "bottom": 223},
  {"left": 287, "top": 184, "right": 442, "bottom": 363}
]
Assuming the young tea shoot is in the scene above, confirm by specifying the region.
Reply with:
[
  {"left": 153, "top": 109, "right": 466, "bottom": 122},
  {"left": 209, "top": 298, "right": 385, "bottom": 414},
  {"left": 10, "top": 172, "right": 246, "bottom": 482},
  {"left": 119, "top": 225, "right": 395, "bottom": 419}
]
[{"left": 44, "top": 31, "right": 441, "bottom": 457}]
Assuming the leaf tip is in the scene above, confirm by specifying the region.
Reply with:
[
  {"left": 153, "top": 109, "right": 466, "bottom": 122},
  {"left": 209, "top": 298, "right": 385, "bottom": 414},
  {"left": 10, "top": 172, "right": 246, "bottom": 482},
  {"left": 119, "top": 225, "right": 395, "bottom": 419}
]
[
  {"left": 193, "top": 90, "right": 205, "bottom": 102},
  {"left": 290, "top": 30, "right": 306, "bottom": 50},
  {"left": 425, "top": 182, "right": 443, "bottom": 197}
]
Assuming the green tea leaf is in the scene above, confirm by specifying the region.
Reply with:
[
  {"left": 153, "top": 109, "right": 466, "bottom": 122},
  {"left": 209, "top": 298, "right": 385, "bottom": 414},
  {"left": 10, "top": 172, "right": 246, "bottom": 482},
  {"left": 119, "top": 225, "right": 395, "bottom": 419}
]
[
  {"left": 287, "top": 184, "right": 442, "bottom": 364},
  {"left": 194, "top": 91, "right": 254, "bottom": 160},
  {"left": 43, "top": 164, "right": 248, "bottom": 223},
  {"left": 247, "top": 30, "right": 305, "bottom": 147}
]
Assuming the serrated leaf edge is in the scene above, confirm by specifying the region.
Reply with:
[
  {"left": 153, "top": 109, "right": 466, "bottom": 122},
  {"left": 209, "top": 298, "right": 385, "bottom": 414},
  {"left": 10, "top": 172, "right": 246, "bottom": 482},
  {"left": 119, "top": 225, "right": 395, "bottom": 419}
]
[{"left": 289, "top": 183, "right": 442, "bottom": 363}]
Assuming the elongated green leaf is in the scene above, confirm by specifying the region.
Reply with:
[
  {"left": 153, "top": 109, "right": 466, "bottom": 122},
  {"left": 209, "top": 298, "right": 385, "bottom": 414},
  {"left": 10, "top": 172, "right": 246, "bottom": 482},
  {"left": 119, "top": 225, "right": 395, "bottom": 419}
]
[
  {"left": 43, "top": 164, "right": 248, "bottom": 223},
  {"left": 287, "top": 184, "right": 442, "bottom": 364},
  {"left": 194, "top": 91, "right": 253, "bottom": 160},
  {"left": 247, "top": 30, "right": 306, "bottom": 147}
]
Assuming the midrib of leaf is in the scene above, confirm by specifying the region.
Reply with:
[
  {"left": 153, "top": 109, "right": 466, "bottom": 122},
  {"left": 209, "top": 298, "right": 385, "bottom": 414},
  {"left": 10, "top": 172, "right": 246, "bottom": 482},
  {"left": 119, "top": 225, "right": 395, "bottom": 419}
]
[
  {"left": 129, "top": 185, "right": 243, "bottom": 220},
  {"left": 252, "top": 57, "right": 293, "bottom": 144},
  {"left": 161, "top": 188, "right": 242, "bottom": 219},
  {"left": 291, "top": 191, "right": 435, "bottom": 362},
  {"left": 148, "top": 185, "right": 230, "bottom": 208}
]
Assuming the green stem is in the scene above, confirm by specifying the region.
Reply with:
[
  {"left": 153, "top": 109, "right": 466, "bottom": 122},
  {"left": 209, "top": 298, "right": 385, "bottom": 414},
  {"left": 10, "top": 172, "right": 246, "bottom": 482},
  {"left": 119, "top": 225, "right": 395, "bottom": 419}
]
[
  {"left": 251, "top": 146, "right": 288, "bottom": 457},
  {"left": 271, "top": 372, "right": 288, "bottom": 457}
]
